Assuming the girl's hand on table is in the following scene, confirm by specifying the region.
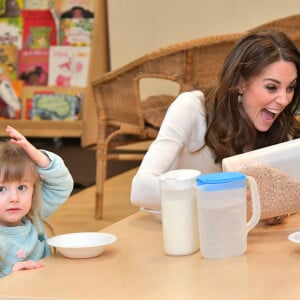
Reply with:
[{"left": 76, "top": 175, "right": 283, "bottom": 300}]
[
  {"left": 12, "top": 260, "right": 44, "bottom": 272},
  {"left": 265, "top": 214, "right": 291, "bottom": 225}
]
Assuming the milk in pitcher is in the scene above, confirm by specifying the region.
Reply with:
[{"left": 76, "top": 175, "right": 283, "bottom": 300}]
[
  {"left": 161, "top": 188, "right": 199, "bottom": 255},
  {"left": 159, "top": 169, "right": 201, "bottom": 256}
]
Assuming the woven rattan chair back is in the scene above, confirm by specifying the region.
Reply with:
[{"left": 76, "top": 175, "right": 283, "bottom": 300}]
[
  {"left": 91, "top": 33, "right": 241, "bottom": 219},
  {"left": 249, "top": 14, "right": 300, "bottom": 36}
]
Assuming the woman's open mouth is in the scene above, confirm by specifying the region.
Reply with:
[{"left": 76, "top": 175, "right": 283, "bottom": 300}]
[{"left": 261, "top": 108, "right": 280, "bottom": 123}]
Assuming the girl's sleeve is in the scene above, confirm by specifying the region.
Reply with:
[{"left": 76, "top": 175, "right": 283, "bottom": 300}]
[
  {"left": 37, "top": 150, "right": 74, "bottom": 218},
  {"left": 130, "top": 91, "right": 204, "bottom": 210}
]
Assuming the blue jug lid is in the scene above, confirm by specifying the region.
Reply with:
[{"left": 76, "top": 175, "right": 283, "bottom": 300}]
[{"left": 196, "top": 172, "right": 246, "bottom": 186}]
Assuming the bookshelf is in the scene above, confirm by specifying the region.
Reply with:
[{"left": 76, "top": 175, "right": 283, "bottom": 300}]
[{"left": 0, "top": 0, "right": 109, "bottom": 142}]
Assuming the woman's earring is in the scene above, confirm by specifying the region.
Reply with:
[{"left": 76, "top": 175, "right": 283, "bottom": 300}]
[{"left": 238, "top": 93, "right": 243, "bottom": 103}]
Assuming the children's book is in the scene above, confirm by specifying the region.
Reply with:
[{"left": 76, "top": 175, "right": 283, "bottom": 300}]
[
  {"left": 18, "top": 49, "right": 49, "bottom": 85},
  {"left": 0, "top": 44, "right": 17, "bottom": 80},
  {"left": 22, "top": 85, "right": 83, "bottom": 120},
  {"left": 22, "top": 9, "right": 58, "bottom": 49},
  {"left": 31, "top": 93, "right": 77, "bottom": 121},
  {"left": 48, "top": 45, "right": 90, "bottom": 87},
  {"left": 0, "top": 0, "right": 23, "bottom": 17},
  {"left": 60, "top": 18, "right": 93, "bottom": 46},
  {"left": 0, "top": 16, "right": 23, "bottom": 49},
  {"left": 54, "top": 0, "right": 95, "bottom": 18}
]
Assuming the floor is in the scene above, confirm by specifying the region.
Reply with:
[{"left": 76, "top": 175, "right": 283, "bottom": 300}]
[{"left": 48, "top": 168, "right": 140, "bottom": 235}]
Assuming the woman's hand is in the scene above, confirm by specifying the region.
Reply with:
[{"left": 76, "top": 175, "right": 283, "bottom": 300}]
[
  {"left": 12, "top": 260, "right": 44, "bottom": 272},
  {"left": 264, "top": 214, "right": 293, "bottom": 225},
  {"left": 6, "top": 125, "right": 51, "bottom": 168}
]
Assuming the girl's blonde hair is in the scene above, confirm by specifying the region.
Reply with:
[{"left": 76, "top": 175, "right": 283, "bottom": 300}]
[{"left": 0, "top": 141, "right": 41, "bottom": 223}]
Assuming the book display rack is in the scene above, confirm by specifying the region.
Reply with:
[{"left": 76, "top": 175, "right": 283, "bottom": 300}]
[{"left": 0, "top": 0, "right": 108, "bottom": 140}]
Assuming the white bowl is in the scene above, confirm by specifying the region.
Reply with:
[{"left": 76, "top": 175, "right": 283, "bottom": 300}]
[
  {"left": 288, "top": 231, "right": 300, "bottom": 244},
  {"left": 144, "top": 208, "right": 162, "bottom": 222},
  {"left": 47, "top": 232, "right": 117, "bottom": 259}
]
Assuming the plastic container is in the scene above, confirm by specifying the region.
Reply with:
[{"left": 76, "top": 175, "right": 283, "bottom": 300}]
[
  {"left": 196, "top": 172, "right": 261, "bottom": 259},
  {"left": 159, "top": 169, "right": 201, "bottom": 256},
  {"left": 222, "top": 138, "right": 300, "bottom": 180}
]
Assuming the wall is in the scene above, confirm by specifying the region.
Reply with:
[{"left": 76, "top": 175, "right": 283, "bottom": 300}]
[
  {"left": 81, "top": 1, "right": 300, "bottom": 146},
  {"left": 107, "top": 0, "right": 300, "bottom": 70}
]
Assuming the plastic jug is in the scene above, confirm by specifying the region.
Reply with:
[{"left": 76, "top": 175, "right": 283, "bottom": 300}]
[
  {"left": 159, "top": 169, "right": 201, "bottom": 256},
  {"left": 196, "top": 172, "right": 261, "bottom": 259}
]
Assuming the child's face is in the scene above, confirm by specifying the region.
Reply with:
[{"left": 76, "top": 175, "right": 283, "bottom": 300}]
[{"left": 0, "top": 177, "right": 34, "bottom": 227}]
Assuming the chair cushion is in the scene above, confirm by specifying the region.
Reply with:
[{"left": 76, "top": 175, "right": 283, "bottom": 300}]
[{"left": 141, "top": 95, "right": 175, "bottom": 129}]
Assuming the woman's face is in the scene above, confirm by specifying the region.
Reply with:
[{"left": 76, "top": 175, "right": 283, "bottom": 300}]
[{"left": 241, "top": 60, "right": 297, "bottom": 132}]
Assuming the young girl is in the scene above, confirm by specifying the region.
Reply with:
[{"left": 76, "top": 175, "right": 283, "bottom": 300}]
[{"left": 0, "top": 125, "right": 74, "bottom": 278}]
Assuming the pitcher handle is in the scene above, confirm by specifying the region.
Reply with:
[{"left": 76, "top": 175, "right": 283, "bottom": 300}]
[{"left": 246, "top": 175, "right": 261, "bottom": 232}]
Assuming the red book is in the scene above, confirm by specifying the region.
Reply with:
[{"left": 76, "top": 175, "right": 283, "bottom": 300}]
[
  {"left": 22, "top": 9, "right": 58, "bottom": 49},
  {"left": 18, "top": 49, "right": 49, "bottom": 85}
]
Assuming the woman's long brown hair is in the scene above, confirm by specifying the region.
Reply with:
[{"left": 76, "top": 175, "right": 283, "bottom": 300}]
[{"left": 204, "top": 29, "right": 300, "bottom": 163}]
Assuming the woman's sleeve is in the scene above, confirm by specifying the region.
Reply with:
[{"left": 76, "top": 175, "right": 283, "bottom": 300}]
[
  {"left": 130, "top": 91, "right": 204, "bottom": 210},
  {"left": 37, "top": 150, "right": 74, "bottom": 219}
]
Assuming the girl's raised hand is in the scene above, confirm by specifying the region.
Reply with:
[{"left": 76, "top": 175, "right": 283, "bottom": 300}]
[{"left": 5, "top": 125, "right": 50, "bottom": 168}]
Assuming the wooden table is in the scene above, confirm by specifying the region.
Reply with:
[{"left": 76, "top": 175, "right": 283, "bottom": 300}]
[{"left": 1, "top": 211, "right": 300, "bottom": 300}]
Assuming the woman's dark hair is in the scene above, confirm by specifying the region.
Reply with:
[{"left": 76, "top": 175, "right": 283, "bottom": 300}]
[{"left": 205, "top": 29, "right": 300, "bottom": 163}]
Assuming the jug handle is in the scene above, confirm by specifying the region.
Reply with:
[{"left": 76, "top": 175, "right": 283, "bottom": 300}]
[{"left": 246, "top": 175, "right": 261, "bottom": 232}]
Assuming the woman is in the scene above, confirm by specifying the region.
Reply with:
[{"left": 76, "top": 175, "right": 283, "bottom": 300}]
[{"left": 130, "top": 30, "right": 300, "bottom": 221}]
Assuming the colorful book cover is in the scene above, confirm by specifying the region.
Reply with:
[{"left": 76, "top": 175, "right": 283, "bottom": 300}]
[
  {"left": 0, "top": 16, "right": 23, "bottom": 49},
  {"left": 48, "top": 45, "right": 90, "bottom": 87},
  {"left": 22, "top": 85, "right": 83, "bottom": 119},
  {"left": 18, "top": 49, "right": 49, "bottom": 85},
  {"left": 31, "top": 93, "right": 77, "bottom": 121},
  {"left": 0, "top": 44, "right": 17, "bottom": 80},
  {"left": 54, "top": 0, "right": 95, "bottom": 18},
  {"left": 60, "top": 18, "right": 93, "bottom": 46},
  {"left": 22, "top": 9, "right": 58, "bottom": 49},
  {"left": 0, "top": 0, "right": 23, "bottom": 17}
]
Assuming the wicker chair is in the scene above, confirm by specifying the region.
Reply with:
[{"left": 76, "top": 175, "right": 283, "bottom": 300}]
[
  {"left": 250, "top": 14, "right": 300, "bottom": 36},
  {"left": 91, "top": 33, "right": 242, "bottom": 219}
]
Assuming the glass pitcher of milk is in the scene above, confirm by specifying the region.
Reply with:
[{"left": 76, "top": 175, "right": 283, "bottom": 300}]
[
  {"left": 196, "top": 172, "right": 261, "bottom": 259},
  {"left": 159, "top": 169, "right": 201, "bottom": 256}
]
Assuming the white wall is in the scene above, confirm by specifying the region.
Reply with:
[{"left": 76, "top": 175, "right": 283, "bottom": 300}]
[{"left": 107, "top": 0, "right": 300, "bottom": 70}]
